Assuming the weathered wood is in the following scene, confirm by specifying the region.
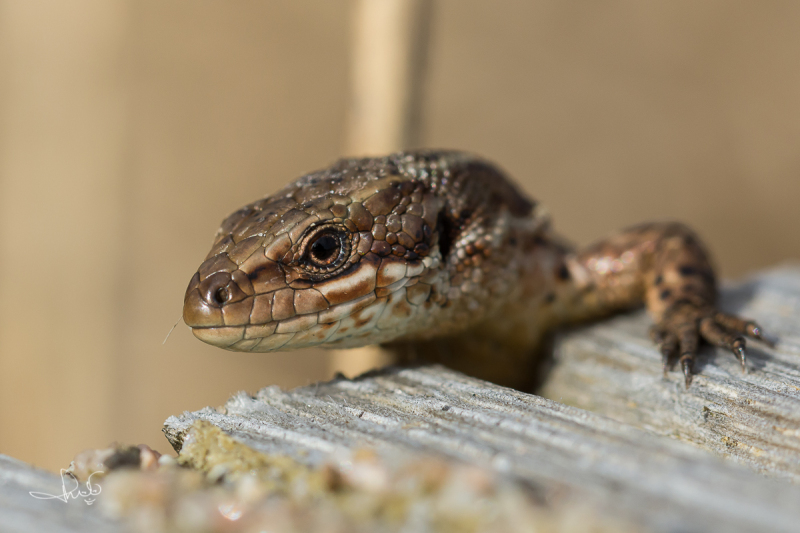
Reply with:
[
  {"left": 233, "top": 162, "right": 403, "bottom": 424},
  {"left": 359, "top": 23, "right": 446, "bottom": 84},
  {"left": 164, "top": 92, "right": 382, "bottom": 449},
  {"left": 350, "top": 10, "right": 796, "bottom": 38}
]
[
  {"left": 165, "top": 363, "right": 800, "bottom": 533},
  {"left": 7, "top": 267, "right": 797, "bottom": 531},
  {"left": 541, "top": 264, "right": 800, "bottom": 480},
  {"left": 0, "top": 454, "right": 122, "bottom": 533}
]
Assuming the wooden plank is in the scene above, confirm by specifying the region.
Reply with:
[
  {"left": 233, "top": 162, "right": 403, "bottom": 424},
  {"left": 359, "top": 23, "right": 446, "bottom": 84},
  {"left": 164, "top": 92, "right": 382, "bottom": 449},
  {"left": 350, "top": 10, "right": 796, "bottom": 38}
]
[
  {"left": 4, "top": 268, "right": 797, "bottom": 531},
  {"left": 344, "top": 0, "right": 432, "bottom": 156},
  {"left": 164, "top": 363, "right": 800, "bottom": 533},
  {"left": 540, "top": 264, "right": 800, "bottom": 480}
]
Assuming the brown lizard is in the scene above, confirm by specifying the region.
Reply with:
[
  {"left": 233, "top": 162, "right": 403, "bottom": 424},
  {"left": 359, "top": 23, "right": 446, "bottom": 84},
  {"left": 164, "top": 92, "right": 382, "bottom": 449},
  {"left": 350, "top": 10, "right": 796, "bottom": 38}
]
[{"left": 183, "top": 150, "right": 768, "bottom": 390}]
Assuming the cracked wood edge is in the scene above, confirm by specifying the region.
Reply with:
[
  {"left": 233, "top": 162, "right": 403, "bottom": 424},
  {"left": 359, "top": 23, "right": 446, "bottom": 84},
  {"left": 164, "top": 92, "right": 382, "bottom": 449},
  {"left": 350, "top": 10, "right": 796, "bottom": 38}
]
[{"left": 165, "top": 361, "right": 800, "bottom": 533}]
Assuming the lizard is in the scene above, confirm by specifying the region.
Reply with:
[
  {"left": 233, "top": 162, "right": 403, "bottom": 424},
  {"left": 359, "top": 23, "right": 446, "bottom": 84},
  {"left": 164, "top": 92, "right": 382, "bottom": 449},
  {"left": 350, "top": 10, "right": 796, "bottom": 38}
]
[{"left": 182, "top": 150, "right": 768, "bottom": 390}]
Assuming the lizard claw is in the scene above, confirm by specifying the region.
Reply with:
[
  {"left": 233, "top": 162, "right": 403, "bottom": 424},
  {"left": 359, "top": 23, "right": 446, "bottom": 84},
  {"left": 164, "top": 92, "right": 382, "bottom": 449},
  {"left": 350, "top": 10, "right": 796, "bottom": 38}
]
[
  {"left": 749, "top": 325, "right": 775, "bottom": 348},
  {"left": 653, "top": 304, "right": 769, "bottom": 386},
  {"left": 732, "top": 339, "right": 747, "bottom": 374},
  {"left": 681, "top": 356, "right": 693, "bottom": 389},
  {"left": 650, "top": 326, "right": 678, "bottom": 377}
]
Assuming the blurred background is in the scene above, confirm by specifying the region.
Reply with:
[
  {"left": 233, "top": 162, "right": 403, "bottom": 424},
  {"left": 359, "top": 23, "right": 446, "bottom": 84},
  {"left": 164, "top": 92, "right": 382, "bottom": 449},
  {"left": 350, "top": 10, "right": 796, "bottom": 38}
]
[{"left": 1, "top": 0, "right": 799, "bottom": 471}]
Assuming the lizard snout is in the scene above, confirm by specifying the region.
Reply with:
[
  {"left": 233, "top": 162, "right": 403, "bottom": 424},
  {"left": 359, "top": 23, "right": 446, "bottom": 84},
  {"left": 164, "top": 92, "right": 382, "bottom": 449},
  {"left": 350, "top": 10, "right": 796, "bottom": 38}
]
[{"left": 183, "top": 255, "right": 256, "bottom": 331}]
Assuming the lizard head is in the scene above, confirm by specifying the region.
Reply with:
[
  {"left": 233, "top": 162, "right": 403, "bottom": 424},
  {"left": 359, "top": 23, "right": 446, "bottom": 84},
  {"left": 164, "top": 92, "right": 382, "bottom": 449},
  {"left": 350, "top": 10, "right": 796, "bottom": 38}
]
[{"left": 183, "top": 153, "right": 452, "bottom": 352}]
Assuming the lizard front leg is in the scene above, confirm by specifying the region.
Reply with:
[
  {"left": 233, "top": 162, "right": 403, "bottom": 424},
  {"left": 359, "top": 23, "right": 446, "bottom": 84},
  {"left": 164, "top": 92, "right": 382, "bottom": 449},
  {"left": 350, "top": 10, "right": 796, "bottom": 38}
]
[{"left": 562, "top": 222, "right": 768, "bottom": 387}]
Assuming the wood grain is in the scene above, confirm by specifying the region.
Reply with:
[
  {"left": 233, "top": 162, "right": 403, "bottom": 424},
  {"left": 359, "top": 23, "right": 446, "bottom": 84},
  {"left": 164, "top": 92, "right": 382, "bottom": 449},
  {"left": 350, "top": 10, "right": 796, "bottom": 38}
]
[
  {"left": 541, "top": 264, "right": 800, "bottom": 480},
  {"left": 160, "top": 267, "right": 800, "bottom": 532},
  {"left": 6, "top": 267, "right": 800, "bottom": 531}
]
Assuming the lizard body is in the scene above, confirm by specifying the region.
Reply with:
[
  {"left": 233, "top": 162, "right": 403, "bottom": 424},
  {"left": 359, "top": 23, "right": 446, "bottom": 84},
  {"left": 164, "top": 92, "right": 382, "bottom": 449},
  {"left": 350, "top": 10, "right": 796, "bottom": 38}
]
[{"left": 183, "top": 151, "right": 766, "bottom": 389}]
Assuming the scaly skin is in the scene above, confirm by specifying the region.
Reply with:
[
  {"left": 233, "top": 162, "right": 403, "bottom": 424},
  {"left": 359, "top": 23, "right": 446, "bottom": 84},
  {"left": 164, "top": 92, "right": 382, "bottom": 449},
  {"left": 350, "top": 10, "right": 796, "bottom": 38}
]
[{"left": 183, "top": 151, "right": 767, "bottom": 390}]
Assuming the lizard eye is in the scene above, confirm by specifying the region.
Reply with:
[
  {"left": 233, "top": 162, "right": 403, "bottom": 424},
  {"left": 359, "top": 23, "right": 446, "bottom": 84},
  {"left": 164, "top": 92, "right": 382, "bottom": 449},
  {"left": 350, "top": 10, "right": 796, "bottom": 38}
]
[
  {"left": 302, "top": 226, "right": 350, "bottom": 271},
  {"left": 310, "top": 233, "right": 341, "bottom": 264}
]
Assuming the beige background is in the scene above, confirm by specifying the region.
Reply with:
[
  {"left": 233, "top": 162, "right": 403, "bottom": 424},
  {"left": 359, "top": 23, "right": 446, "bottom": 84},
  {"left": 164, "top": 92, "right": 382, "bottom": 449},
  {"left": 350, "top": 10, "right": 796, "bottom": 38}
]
[{"left": 0, "top": 1, "right": 798, "bottom": 471}]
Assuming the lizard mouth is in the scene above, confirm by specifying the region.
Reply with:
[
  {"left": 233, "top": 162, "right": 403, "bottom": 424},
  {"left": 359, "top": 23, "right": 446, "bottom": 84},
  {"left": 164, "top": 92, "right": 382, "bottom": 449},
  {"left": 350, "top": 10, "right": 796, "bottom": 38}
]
[
  {"left": 190, "top": 320, "right": 338, "bottom": 352},
  {"left": 183, "top": 251, "right": 413, "bottom": 352},
  {"left": 186, "top": 290, "right": 391, "bottom": 352}
]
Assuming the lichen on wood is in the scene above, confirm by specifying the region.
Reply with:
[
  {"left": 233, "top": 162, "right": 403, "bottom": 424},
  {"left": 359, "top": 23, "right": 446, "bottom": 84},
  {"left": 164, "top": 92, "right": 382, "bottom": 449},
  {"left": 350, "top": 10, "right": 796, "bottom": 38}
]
[
  {"left": 164, "top": 360, "right": 800, "bottom": 532},
  {"left": 5, "top": 267, "right": 800, "bottom": 533}
]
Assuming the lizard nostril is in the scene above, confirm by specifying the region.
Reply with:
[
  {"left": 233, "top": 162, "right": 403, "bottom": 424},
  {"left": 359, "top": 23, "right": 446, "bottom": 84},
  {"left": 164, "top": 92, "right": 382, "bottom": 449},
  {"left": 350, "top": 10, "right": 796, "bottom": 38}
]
[
  {"left": 198, "top": 271, "right": 240, "bottom": 308},
  {"left": 213, "top": 287, "right": 230, "bottom": 305}
]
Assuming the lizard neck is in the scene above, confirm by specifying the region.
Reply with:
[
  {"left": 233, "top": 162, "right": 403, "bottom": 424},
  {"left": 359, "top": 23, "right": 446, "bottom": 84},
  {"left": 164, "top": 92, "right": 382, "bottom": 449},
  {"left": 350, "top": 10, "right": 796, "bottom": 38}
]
[{"left": 386, "top": 227, "right": 573, "bottom": 390}]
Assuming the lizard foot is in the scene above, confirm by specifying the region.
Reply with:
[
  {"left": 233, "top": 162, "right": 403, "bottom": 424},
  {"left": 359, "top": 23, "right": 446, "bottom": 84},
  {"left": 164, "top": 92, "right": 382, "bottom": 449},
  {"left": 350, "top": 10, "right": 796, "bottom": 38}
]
[{"left": 649, "top": 302, "right": 769, "bottom": 388}]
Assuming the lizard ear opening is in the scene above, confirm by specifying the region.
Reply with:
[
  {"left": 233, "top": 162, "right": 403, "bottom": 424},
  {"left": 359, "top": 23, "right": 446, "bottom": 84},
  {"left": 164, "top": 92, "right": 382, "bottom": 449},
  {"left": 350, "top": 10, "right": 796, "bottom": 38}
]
[{"left": 435, "top": 210, "right": 455, "bottom": 260}]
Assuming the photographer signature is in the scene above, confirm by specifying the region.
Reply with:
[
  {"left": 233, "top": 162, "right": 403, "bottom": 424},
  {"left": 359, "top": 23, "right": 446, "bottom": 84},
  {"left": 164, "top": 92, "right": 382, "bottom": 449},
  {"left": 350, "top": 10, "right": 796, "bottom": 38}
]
[{"left": 29, "top": 469, "right": 103, "bottom": 505}]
